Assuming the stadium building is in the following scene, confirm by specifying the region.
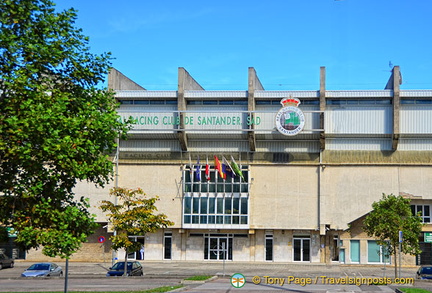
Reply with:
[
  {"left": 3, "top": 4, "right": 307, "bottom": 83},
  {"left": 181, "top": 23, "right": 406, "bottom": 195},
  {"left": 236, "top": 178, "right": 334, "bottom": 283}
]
[{"left": 20, "top": 66, "right": 432, "bottom": 265}]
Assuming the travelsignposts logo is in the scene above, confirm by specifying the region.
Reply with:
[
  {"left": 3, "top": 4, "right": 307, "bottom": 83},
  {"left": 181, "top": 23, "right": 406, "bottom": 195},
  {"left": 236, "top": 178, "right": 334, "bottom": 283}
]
[
  {"left": 230, "top": 273, "right": 246, "bottom": 288},
  {"left": 275, "top": 97, "right": 305, "bottom": 136}
]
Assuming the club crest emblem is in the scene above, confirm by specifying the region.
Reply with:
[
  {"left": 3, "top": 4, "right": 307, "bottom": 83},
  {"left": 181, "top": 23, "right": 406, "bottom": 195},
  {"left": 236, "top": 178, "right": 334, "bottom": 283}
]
[{"left": 275, "top": 97, "right": 305, "bottom": 136}]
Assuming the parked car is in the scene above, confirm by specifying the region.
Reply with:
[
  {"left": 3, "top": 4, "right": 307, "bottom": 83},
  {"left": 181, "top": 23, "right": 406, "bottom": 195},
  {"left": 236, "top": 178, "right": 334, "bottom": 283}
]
[
  {"left": 416, "top": 266, "right": 432, "bottom": 280},
  {"left": 106, "top": 261, "right": 143, "bottom": 276},
  {"left": 0, "top": 252, "right": 14, "bottom": 270},
  {"left": 21, "top": 262, "right": 63, "bottom": 277}
]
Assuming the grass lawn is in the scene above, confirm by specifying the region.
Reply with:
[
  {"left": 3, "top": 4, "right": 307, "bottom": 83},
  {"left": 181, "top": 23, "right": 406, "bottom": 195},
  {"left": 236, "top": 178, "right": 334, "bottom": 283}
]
[
  {"left": 399, "top": 288, "right": 432, "bottom": 293},
  {"left": 183, "top": 275, "right": 213, "bottom": 281}
]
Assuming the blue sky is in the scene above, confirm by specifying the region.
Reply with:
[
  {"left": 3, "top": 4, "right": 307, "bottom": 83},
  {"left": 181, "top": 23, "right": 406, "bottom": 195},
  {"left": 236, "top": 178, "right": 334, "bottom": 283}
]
[{"left": 55, "top": 0, "right": 432, "bottom": 91}]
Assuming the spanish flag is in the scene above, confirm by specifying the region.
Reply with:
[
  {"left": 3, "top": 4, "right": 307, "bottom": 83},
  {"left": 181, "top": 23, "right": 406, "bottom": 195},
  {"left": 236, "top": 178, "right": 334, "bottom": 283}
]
[{"left": 214, "top": 155, "right": 225, "bottom": 179}]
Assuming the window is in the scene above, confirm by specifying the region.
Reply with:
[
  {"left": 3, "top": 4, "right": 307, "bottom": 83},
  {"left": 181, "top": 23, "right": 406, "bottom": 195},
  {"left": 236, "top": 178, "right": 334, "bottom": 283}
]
[
  {"left": 368, "top": 240, "right": 390, "bottom": 264},
  {"left": 327, "top": 99, "right": 391, "bottom": 105},
  {"left": 183, "top": 195, "right": 248, "bottom": 226},
  {"left": 184, "top": 164, "right": 248, "bottom": 194},
  {"left": 183, "top": 163, "right": 249, "bottom": 227},
  {"left": 350, "top": 240, "right": 360, "bottom": 263},
  {"left": 187, "top": 100, "right": 248, "bottom": 105},
  {"left": 412, "top": 205, "right": 431, "bottom": 223},
  {"left": 119, "top": 100, "right": 177, "bottom": 105}
]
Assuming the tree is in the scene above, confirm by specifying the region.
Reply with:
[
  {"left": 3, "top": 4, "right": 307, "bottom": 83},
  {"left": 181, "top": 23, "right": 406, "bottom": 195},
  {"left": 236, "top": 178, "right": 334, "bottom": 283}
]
[
  {"left": 0, "top": 0, "right": 129, "bottom": 258},
  {"left": 363, "top": 193, "right": 423, "bottom": 277},
  {"left": 100, "top": 187, "right": 174, "bottom": 276}
]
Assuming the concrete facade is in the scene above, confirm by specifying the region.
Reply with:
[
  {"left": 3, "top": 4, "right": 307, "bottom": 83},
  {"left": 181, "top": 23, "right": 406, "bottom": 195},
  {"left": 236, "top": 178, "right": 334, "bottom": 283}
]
[{"left": 22, "top": 66, "right": 432, "bottom": 267}]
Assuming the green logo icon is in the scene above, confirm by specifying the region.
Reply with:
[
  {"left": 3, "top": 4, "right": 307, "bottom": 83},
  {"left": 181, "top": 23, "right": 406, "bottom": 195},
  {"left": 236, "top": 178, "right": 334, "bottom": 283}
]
[{"left": 230, "top": 273, "right": 246, "bottom": 288}]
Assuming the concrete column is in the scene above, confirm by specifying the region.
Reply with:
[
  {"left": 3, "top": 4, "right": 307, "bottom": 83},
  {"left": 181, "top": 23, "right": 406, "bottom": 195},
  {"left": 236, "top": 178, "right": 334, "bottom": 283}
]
[
  {"left": 177, "top": 68, "right": 204, "bottom": 151},
  {"left": 247, "top": 67, "right": 264, "bottom": 152},
  {"left": 319, "top": 66, "right": 326, "bottom": 150},
  {"left": 384, "top": 66, "right": 401, "bottom": 150},
  {"left": 392, "top": 66, "right": 401, "bottom": 151},
  {"left": 108, "top": 68, "right": 145, "bottom": 90},
  {"left": 249, "top": 230, "right": 256, "bottom": 261}
]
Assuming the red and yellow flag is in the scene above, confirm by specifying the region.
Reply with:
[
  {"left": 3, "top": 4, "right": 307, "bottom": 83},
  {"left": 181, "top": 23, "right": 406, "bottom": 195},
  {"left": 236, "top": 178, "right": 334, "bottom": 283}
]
[{"left": 214, "top": 155, "right": 225, "bottom": 179}]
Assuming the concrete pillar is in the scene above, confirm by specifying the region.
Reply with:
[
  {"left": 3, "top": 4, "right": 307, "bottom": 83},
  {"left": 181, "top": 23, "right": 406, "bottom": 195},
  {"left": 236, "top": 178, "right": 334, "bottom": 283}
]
[
  {"left": 319, "top": 66, "right": 326, "bottom": 150},
  {"left": 247, "top": 67, "right": 264, "bottom": 152},
  {"left": 108, "top": 68, "right": 145, "bottom": 90},
  {"left": 391, "top": 66, "right": 401, "bottom": 151},
  {"left": 177, "top": 68, "right": 204, "bottom": 151}
]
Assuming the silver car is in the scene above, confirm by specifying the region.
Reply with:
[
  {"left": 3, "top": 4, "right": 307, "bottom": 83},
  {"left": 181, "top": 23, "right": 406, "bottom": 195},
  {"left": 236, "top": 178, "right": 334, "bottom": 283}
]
[{"left": 21, "top": 262, "right": 63, "bottom": 277}]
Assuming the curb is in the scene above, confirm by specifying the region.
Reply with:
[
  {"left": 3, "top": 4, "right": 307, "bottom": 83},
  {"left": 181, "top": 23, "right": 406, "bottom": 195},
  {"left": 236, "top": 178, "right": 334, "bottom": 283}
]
[
  {"left": 174, "top": 276, "right": 217, "bottom": 292},
  {"left": 181, "top": 275, "right": 218, "bottom": 285}
]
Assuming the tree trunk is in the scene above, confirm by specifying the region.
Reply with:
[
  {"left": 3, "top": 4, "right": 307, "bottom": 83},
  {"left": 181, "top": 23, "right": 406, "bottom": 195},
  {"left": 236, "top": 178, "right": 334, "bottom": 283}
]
[
  {"left": 123, "top": 249, "right": 128, "bottom": 277},
  {"left": 393, "top": 249, "right": 397, "bottom": 278}
]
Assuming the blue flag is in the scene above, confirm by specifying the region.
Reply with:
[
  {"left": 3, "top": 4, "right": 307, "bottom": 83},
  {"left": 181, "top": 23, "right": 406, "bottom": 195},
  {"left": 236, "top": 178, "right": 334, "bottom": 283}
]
[{"left": 195, "top": 156, "right": 201, "bottom": 181}]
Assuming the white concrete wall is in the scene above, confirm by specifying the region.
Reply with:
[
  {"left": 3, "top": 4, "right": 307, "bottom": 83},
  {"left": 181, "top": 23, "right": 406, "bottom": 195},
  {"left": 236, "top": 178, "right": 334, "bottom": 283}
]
[
  {"left": 117, "top": 164, "right": 183, "bottom": 229},
  {"left": 73, "top": 180, "right": 114, "bottom": 222},
  {"left": 250, "top": 165, "right": 319, "bottom": 230},
  {"left": 321, "top": 166, "right": 432, "bottom": 230}
]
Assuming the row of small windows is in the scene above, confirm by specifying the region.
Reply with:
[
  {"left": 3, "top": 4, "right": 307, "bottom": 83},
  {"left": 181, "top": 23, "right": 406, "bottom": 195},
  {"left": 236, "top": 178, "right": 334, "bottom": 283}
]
[
  {"left": 121, "top": 100, "right": 319, "bottom": 106},
  {"left": 328, "top": 99, "right": 432, "bottom": 105},
  {"left": 190, "top": 100, "right": 314, "bottom": 105},
  {"left": 327, "top": 99, "right": 391, "bottom": 105},
  {"left": 119, "top": 100, "right": 177, "bottom": 105},
  {"left": 401, "top": 99, "right": 432, "bottom": 104},
  {"left": 119, "top": 99, "right": 432, "bottom": 106}
]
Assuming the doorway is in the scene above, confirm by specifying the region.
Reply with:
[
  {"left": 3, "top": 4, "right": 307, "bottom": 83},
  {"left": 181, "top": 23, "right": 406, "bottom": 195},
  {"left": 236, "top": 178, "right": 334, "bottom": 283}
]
[
  {"left": 204, "top": 234, "right": 233, "bottom": 260},
  {"left": 293, "top": 237, "right": 310, "bottom": 262},
  {"left": 127, "top": 236, "right": 145, "bottom": 260}
]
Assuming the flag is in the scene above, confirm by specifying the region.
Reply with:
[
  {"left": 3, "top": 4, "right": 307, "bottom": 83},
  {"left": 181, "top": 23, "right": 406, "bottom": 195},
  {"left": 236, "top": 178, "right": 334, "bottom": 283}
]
[
  {"left": 230, "top": 155, "right": 245, "bottom": 180},
  {"left": 195, "top": 156, "right": 201, "bottom": 181},
  {"left": 205, "top": 156, "right": 210, "bottom": 180},
  {"left": 223, "top": 156, "right": 235, "bottom": 178},
  {"left": 214, "top": 155, "right": 225, "bottom": 179}
]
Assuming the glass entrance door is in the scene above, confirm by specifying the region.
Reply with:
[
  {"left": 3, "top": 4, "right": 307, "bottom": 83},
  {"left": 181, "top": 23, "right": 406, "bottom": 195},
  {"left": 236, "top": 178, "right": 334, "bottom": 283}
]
[
  {"left": 127, "top": 236, "right": 145, "bottom": 260},
  {"left": 204, "top": 234, "right": 233, "bottom": 260},
  {"left": 293, "top": 237, "right": 310, "bottom": 262}
]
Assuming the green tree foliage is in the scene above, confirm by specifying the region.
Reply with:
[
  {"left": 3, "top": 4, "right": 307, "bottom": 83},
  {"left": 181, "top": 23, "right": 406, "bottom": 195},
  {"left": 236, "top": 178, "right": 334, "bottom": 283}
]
[
  {"left": 0, "top": 0, "right": 129, "bottom": 258},
  {"left": 100, "top": 187, "right": 174, "bottom": 276},
  {"left": 363, "top": 193, "right": 423, "bottom": 277}
]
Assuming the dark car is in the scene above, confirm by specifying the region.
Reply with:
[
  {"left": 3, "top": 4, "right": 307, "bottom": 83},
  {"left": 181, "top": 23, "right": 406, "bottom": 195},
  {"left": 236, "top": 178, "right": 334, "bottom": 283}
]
[
  {"left": 21, "top": 262, "right": 63, "bottom": 277},
  {"left": 0, "top": 253, "right": 14, "bottom": 270},
  {"left": 416, "top": 266, "right": 432, "bottom": 280},
  {"left": 106, "top": 261, "right": 143, "bottom": 277}
]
